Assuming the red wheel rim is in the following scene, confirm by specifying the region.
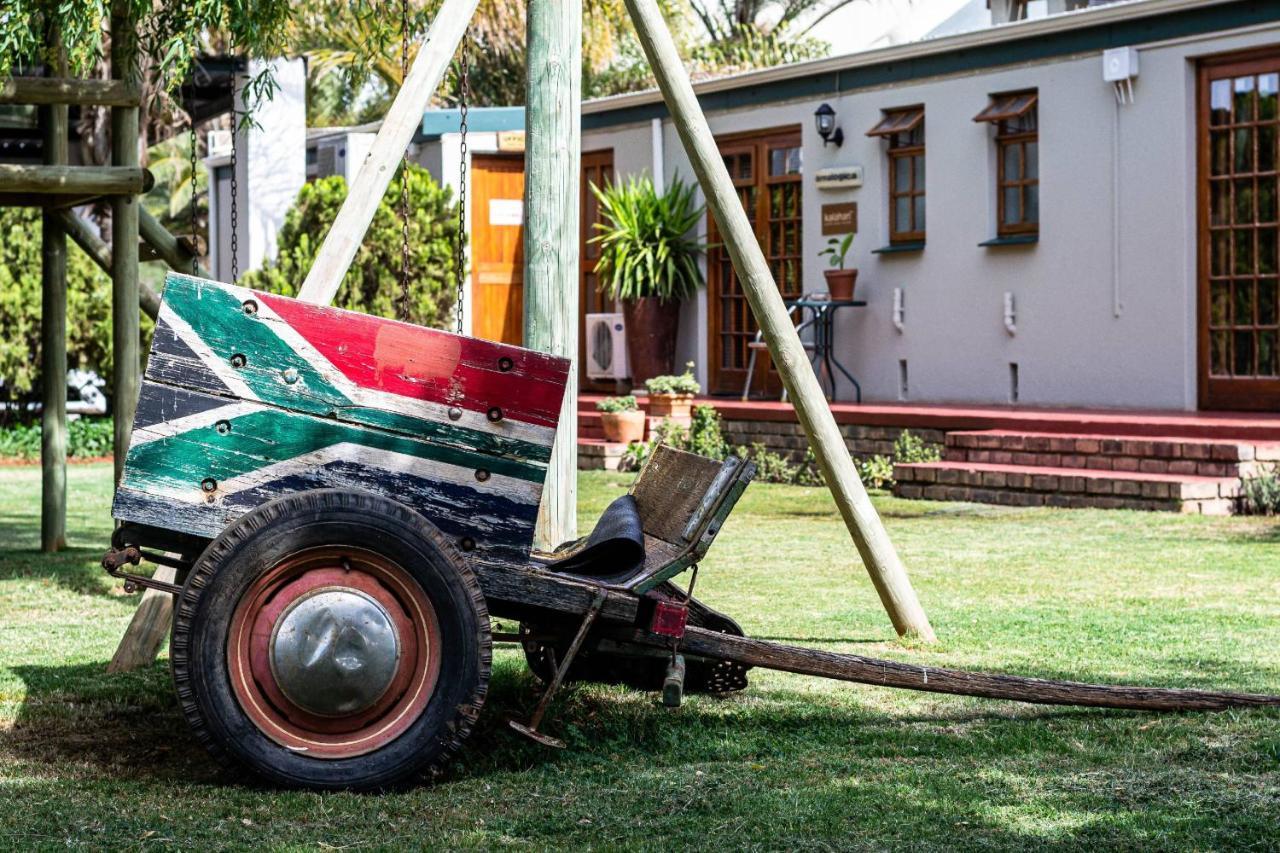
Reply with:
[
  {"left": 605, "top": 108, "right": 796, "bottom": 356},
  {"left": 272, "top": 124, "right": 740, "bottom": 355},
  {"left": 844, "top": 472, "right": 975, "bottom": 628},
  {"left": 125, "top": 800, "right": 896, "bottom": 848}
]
[{"left": 227, "top": 547, "right": 442, "bottom": 759}]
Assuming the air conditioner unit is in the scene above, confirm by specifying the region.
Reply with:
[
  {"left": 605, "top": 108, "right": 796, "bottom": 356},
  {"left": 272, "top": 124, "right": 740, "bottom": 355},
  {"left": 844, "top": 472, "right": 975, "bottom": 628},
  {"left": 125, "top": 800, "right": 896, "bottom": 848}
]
[{"left": 585, "top": 313, "right": 629, "bottom": 380}]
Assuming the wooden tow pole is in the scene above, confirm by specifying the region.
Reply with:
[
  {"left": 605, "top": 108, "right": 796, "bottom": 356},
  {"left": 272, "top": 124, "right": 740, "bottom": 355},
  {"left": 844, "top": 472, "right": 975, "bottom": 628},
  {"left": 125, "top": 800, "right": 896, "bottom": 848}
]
[
  {"left": 622, "top": 0, "right": 935, "bottom": 642},
  {"left": 295, "top": 0, "right": 482, "bottom": 306},
  {"left": 523, "top": 0, "right": 581, "bottom": 550}
]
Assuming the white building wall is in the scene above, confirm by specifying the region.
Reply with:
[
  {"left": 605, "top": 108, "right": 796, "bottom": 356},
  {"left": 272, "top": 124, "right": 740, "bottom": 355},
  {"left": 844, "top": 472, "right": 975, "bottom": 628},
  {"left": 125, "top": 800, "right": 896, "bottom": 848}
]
[{"left": 584, "top": 24, "right": 1280, "bottom": 410}]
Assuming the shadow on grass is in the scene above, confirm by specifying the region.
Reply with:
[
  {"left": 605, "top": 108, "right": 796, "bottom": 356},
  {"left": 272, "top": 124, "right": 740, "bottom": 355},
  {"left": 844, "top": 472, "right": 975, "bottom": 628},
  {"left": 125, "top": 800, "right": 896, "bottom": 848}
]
[{"left": 0, "top": 542, "right": 120, "bottom": 598}]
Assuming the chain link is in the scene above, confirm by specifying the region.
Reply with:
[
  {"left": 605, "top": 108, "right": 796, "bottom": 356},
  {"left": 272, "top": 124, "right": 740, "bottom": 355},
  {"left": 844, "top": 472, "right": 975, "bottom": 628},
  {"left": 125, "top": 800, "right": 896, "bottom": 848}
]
[
  {"left": 189, "top": 120, "right": 200, "bottom": 275},
  {"left": 229, "top": 101, "right": 239, "bottom": 284},
  {"left": 455, "top": 38, "right": 469, "bottom": 336},
  {"left": 396, "top": 0, "right": 413, "bottom": 323}
]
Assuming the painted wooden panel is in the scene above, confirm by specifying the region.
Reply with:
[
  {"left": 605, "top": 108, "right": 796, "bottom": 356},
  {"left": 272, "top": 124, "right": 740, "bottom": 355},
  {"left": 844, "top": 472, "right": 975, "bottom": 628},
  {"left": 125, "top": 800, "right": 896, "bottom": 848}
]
[
  {"left": 470, "top": 155, "right": 525, "bottom": 345},
  {"left": 114, "top": 273, "right": 571, "bottom": 568}
]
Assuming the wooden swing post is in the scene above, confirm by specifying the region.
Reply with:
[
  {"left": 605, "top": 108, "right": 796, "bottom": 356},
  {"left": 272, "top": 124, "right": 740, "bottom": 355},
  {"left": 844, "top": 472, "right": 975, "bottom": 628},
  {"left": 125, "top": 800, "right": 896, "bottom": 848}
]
[
  {"left": 523, "top": 0, "right": 581, "bottom": 549},
  {"left": 110, "top": 0, "right": 141, "bottom": 486},
  {"left": 622, "top": 0, "right": 936, "bottom": 641},
  {"left": 40, "top": 36, "right": 68, "bottom": 553}
]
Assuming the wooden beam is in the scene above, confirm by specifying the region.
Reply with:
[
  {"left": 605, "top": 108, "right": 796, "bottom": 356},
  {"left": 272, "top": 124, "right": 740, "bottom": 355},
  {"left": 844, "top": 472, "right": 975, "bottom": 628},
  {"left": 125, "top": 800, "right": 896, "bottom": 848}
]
[
  {"left": 0, "top": 76, "right": 140, "bottom": 107},
  {"left": 622, "top": 0, "right": 936, "bottom": 641},
  {"left": 40, "top": 43, "right": 69, "bottom": 554},
  {"left": 0, "top": 164, "right": 152, "bottom": 195},
  {"left": 295, "top": 0, "right": 481, "bottom": 305},
  {"left": 106, "top": 566, "right": 178, "bottom": 673},
  {"left": 55, "top": 209, "right": 162, "bottom": 318},
  {"left": 139, "top": 206, "right": 210, "bottom": 279},
  {"left": 523, "top": 0, "right": 581, "bottom": 550}
]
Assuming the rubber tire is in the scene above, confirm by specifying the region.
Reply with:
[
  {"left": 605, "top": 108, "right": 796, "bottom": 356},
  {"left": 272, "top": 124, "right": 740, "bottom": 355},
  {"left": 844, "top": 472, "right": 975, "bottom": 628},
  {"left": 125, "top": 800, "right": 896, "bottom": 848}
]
[{"left": 170, "top": 489, "right": 490, "bottom": 791}]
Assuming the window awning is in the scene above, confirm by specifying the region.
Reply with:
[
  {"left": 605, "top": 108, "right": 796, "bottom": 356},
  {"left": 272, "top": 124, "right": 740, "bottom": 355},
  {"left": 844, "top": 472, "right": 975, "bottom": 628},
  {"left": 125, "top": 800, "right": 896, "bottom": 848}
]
[
  {"left": 973, "top": 91, "right": 1038, "bottom": 123},
  {"left": 866, "top": 107, "right": 924, "bottom": 138}
]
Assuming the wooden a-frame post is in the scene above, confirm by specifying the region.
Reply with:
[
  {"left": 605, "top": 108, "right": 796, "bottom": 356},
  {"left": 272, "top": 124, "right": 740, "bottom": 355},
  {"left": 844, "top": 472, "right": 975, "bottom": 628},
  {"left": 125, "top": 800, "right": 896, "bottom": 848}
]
[
  {"left": 622, "top": 0, "right": 935, "bottom": 641},
  {"left": 523, "top": 0, "right": 581, "bottom": 550}
]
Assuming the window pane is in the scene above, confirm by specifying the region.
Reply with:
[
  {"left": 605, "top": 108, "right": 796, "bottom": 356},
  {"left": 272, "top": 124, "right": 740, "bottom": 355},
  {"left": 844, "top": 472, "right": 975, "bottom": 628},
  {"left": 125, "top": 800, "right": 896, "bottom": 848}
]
[
  {"left": 1235, "top": 75, "right": 1257, "bottom": 123},
  {"left": 1234, "top": 127, "right": 1254, "bottom": 173},
  {"left": 1211, "top": 329, "right": 1230, "bottom": 375},
  {"left": 914, "top": 195, "right": 926, "bottom": 232},
  {"left": 1235, "top": 279, "right": 1256, "bottom": 325},
  {"left": 1235, "top": 179, "right": 1254, "bottom": 224},
  {"left": 1210, "top": 79, "right": 1232, "bottom": 125},
  {"left": 1211, "top": 181, "right": 1231, "bottom": 226},
  {"left": 1260, "top": 126, "right": 1277, "bottom": 174},
  {"left": 1211, "top": 131, "right": 1230, "bottom": 176},
  {"left": 1259, "top": 278, "right": 1278, "bottom": 326},
  {"left": 1003, "top": 142, "right": 1021, "bottom": 181},
  {"left": 1234, "top": 330, "right": 1255, "bottom": 375},
  {"left": 893, "top": 159, "right": 909, "bottom": 192},
  {"left": 769, "top": 145, "right": 801, "bottom": 177},
  {"left": 1211, "top": 280, "right": 1231, "bottom": 324},
  {"left": 1024, "top": 184, "right": 1039, "bottom": 224},
  {"left": 1259, "top": 180, "right": 1277, "bottom": 224},
  {"left": 894, "top": 196, "right": 911, "bottom": 233},
  {"left": 1259, "top": 330, "right": 1278, "bottom": 376},
  {"left": 1025, "top": 141, "right": 1038, "bottom": 180},
  {"left": 1255, "top": 72, "right": 1279, "bottom": 119},
  {"left": 1003, "top": 186, "right": 1021, "bottom": 225},
  {"left": 1260, "top": 227, "right": 1277, "bottom": 274},
  {"left": 913, "top": 154, "right": 925, "bottom": 189},
  {"left": 1212, "top": 230, "right": 1231, "bottom": 276},
  {"left": 1235, "top": 229, "right": 1255, "bottom": 274}
]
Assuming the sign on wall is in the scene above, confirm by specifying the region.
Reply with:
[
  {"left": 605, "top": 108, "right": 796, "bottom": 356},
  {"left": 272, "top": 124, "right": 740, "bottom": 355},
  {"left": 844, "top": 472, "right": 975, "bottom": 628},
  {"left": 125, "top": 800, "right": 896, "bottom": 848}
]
[
  {"left": 489, "top": 198, "right": 524, "bottom": 226},
  {"left": 821, "top": 202, "right": 857, "bottom": 236},
  {"left": 497, "top": 131, "right": 526, "bottom": 152},
  {"left": 815, "top": 165, "right": 864, "bottom": 190}
]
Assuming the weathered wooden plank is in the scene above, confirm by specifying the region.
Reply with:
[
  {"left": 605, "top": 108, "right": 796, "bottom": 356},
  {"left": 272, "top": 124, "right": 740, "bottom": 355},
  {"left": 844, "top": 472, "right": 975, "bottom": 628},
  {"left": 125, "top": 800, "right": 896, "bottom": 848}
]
[
  {"left": 477, "top": 563, "right": 638, "bottom": 624},
  {"left": 0, "top": 164, "right": 151, "bottom": 195},
  {"left": 0, "top": 76, "right": 139, "bottom": 107},
  {"left": 630, "top": 445, "right": 724, "bottom": 544},
  {"left": 623, "top": 0, "right": 936, "bottom": 641}
]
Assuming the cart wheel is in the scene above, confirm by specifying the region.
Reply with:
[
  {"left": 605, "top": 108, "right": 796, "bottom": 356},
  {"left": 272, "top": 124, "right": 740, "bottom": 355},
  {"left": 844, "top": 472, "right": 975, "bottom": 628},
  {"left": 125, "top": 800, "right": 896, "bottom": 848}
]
[{"left": 171, "top": 489, "right": 490, "bottom": 791}]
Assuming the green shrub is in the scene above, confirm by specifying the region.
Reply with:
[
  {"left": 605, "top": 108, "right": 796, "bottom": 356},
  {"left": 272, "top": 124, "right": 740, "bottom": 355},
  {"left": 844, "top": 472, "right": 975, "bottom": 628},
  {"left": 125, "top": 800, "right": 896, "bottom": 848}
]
[
  {"left": 1241, "top": 464, "right": 1280, "bottom": 515},
  {"left": 645, "top": 362, "right": 701, "bottom": 396},
  {"left": 0, "top": 417, "right": 115, "bottom": 461},
  {"left": 0, "top": 208, "right": 122, "bottom": 413},
  {"left": 892, "top": 430, "right": 942, "bottom": 464},
  {"left": 856, "top": 455, "right": 896, "bottom": 490},
  {"left": 737, "top": 442, "right": 799, "bottom": 484},
  {"left": 243, "top": 163, "right": 460, "bottom": 328},
  {"left": 686, "top": 404, "right": 729, "bottom": 460},
  {"left": 596, "top": 395, "right": 639, "bottom": 414}
]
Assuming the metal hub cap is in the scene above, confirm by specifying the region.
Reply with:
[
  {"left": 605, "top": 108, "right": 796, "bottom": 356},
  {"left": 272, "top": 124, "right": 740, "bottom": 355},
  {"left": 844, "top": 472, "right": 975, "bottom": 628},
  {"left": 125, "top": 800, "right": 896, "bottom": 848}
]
[{"left": 269, "top": 587, "right": 401, "bottom": 717}]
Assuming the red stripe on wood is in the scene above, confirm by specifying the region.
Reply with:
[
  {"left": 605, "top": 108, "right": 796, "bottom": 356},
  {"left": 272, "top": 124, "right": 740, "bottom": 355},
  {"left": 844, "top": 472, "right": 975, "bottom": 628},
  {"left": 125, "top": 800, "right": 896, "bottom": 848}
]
[{"left": 259, "top": 292, "right": 570, "bottom": 427}]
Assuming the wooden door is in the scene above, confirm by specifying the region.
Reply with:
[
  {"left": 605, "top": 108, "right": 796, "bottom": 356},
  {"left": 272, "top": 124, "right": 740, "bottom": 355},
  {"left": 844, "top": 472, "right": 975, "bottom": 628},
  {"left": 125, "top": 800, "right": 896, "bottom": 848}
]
[
  {"left": 471, "top": 155, "right": 525, "bottom": 345},
  {"left": 1199, "top": 52, "right": 1280, "bottom": 410},
  {"left": 580, "top": 149, "right": 616, "bottom": 391},
  {"left": 707, "top": 127, "right": 803, "bottom": 396}
]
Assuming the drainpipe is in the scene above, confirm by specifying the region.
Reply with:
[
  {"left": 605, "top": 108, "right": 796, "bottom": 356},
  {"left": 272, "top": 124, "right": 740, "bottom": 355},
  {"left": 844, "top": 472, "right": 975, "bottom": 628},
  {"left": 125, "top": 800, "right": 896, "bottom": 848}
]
[
  {"left": 651, "top": 117, "right": 664, "bottom": 189},
  {"left": 1003, "top": 291, "right": 1017, "bottom": 336},
  {"left": 892, "top": 287, "right": 905, "bottom": 333}
]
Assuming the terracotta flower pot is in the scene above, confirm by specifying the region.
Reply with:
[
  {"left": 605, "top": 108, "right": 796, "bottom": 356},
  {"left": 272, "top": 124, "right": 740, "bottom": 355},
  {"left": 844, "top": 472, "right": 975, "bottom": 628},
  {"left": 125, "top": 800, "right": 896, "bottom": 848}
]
[
  {"left": 600, "top": 410, "right": 646, "bottom": 444},
  {"left": 824, "top": 269, "right": 859, "bottom": 301},
  {"left": 622, "top": 297, "right": 681, "bottom": 387},
  {"left": 648, "top": 393, "right": 694, "bottom": 422}
]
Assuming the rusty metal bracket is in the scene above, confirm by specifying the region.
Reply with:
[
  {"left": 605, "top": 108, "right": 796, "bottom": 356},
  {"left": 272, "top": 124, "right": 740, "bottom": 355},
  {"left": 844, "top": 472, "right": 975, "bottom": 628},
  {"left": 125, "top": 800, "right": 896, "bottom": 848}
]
[{"left": 101, "top": 546, "right": 183, "bottom": 596}]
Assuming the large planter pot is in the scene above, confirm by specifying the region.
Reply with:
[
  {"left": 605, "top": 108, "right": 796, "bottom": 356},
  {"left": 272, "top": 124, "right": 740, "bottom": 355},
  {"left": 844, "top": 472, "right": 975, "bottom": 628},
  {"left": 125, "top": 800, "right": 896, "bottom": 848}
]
[
  {"left": 622, "top": 297, "right": 681, "bottom": 387},
  {"left": 824, "top": 269, "right": 859, "bottom": 301},
  {"left": 600, "top": 410, "right": 646, "bottom": 444},
  {"left": 648, "top": 393, "right": 694, "bottom": 423}
]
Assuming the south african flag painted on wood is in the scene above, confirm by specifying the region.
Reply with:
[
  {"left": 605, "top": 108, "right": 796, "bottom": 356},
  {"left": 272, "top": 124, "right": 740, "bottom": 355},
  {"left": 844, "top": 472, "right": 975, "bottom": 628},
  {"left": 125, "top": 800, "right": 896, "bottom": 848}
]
[{"left": 113, "top": 273, "right": 571, "bottom": 567}]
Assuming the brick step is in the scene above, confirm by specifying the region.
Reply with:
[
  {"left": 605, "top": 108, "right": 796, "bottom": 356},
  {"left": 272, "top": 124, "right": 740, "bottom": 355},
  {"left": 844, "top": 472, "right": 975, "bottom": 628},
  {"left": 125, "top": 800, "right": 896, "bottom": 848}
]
[
  {"left": 893, "top": 460, "right": 1240, "bottom": 514},
  {"left": 578, "top": 439, "right": 628, "bottom": 471}
]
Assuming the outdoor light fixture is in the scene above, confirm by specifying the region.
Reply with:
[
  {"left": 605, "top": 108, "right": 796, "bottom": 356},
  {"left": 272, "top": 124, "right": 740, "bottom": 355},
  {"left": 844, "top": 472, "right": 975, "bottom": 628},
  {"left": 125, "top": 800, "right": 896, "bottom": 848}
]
[{"left": 814, "top": 102, "right": 843, "bottom": 148}]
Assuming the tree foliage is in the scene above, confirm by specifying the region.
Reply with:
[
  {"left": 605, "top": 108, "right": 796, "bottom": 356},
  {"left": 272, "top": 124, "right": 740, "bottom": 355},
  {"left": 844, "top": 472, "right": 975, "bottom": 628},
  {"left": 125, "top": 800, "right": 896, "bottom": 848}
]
[
  {"left": 242, "top": 163, "right": 461, "bottom": 330},
  {"left": 0, "top": 209, "right": 127, "bottom": 413}
]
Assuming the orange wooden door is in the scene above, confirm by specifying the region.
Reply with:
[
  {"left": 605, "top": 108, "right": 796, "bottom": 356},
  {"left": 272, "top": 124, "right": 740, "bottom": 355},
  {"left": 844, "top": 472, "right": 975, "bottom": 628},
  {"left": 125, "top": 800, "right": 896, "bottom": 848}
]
[
  {"left": 471, "top": 155, "right": 525, "bottom": 345},
  {"left": 580, "top": 149, "right": 615, "bottom": 390}
]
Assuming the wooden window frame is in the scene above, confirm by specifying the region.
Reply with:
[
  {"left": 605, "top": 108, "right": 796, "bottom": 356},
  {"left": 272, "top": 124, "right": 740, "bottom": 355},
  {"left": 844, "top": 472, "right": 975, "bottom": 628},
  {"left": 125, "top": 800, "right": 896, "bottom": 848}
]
[
  {"left": 977, "top": 91, "right": 1039, "bottom": 238},
  {"left": 870, "top": 107, "right": 926, "bottom": 244}
]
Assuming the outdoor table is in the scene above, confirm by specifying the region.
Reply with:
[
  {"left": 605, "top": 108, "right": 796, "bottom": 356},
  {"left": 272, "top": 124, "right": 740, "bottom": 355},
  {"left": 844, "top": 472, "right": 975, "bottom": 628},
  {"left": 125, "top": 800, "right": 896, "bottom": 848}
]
[{"left": 744, "top": 297, "right": 866, "bottom": 402}]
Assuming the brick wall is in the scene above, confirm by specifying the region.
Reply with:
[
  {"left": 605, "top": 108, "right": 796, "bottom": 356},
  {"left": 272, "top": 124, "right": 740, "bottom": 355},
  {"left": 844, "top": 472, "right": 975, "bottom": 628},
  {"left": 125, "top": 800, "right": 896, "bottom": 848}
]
[{"left": 720, "top": 419, "right": 945, "bottom": 461}]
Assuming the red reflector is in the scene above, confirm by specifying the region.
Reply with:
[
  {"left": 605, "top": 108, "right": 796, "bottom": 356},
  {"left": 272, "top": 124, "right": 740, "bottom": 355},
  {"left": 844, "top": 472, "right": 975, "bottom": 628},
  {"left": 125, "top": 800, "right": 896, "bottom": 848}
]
[{"left": 650, "top": 601, "right": 688, "bottom": 638}]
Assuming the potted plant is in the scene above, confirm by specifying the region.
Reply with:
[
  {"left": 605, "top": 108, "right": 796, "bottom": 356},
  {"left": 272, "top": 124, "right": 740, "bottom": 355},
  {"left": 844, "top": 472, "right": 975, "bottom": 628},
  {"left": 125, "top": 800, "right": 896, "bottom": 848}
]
[
  {"left": 596, "top": 395, "right": 646, "bottom": 444},
  {"left": 591, "top": 175, "right": 707, "bottom": 386},
  {"left": 644, "top": 362, "right": 700, "bottom": 422},
  {"left": 819, "top": 234, "right": 858, "bottom": 301}
]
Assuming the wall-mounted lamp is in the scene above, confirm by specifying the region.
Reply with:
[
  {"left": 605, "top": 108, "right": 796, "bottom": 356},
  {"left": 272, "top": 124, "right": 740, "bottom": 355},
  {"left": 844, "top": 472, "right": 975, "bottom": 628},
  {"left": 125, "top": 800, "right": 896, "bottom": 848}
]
[{"left": 814, "top": 103, "right": 844, "bottom": 148}]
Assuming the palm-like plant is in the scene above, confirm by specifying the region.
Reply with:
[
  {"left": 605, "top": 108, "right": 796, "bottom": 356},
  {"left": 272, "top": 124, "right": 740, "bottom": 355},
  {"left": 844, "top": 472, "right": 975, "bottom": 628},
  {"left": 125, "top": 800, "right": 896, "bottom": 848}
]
[{"left": 591, "top": 175, "right": 707, "bottom": 303}]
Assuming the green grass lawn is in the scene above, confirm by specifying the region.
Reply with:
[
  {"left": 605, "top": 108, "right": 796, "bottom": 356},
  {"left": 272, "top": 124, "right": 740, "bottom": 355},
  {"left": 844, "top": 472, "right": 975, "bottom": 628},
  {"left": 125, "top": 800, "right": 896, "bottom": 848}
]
[{"left": 1, "top": 463, "right": 1278, "bottom": 849}]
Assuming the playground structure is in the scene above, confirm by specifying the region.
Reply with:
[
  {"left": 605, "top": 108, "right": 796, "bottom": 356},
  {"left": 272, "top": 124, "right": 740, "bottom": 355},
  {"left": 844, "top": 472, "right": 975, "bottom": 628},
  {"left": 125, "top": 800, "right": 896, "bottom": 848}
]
[{"left": 65, "top": 0, "right": 1278, "bottom": 793}]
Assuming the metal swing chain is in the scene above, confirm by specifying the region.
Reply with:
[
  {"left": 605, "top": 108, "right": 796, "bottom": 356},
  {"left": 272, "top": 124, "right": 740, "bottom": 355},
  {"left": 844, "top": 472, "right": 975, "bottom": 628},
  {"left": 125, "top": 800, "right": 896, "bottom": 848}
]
[
  {"left": 229, "top": 101, "right": 239, "bottom": 284},
  {"left": 455, "top": 36, "right": 469, "bottom": 335},
  {"left": 396, "top": 0, "right": 413, "bottom": 322}
]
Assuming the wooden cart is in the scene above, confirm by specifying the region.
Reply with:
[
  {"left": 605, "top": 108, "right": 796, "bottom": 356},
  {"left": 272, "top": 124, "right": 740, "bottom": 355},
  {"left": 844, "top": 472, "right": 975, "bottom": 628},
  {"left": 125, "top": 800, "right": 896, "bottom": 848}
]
[{"left": 103, "top": 274, "right": 1280, "bottom": 791}]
